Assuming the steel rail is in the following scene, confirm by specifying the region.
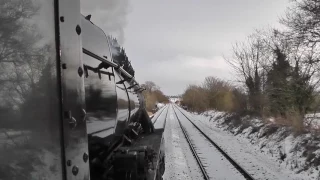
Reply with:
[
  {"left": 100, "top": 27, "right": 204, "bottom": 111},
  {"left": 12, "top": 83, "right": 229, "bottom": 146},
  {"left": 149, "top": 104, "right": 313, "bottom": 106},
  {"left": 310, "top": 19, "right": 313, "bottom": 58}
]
[
  {"left": 172, "top": 105, "right": 210, "bottom": 180},
  {"left": 173, "top": 105, "right": 255, "bottom": 180},
  {"left": 152, "top": 105, "right": 168, "bottom": 125},
  {"left": 162, "top": 106, "right": 169, "bottom": 129}
]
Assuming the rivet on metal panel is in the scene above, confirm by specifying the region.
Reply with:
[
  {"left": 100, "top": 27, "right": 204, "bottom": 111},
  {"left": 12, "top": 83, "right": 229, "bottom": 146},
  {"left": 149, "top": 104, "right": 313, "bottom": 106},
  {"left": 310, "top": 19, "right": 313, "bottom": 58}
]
[
  {"left": 60, "top": 16, "right": 64, "bottom": 22},
  {"left": 66, "top": 160, "right": 72, "bottom": 166},
  {"left": 62, "top": 63, "right": 67, "bottom": 69},
  {"left": 78, "top": 67, "right": 83, "bottom": 77},
  {"left": 83, "top": 152, "right": 89, "bottom": 163},
  {"left": 72, "top": 166, "right": 79, "bottom": 176},
  {"left": 76, "top": 25, "right": 81, "bottom": 35}
]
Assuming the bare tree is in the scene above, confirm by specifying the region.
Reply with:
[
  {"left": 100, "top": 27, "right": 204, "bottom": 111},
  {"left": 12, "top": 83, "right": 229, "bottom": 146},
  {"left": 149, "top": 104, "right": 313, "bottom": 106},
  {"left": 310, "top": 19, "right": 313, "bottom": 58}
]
[
  {"left": 281, "top": 0, "right": 320, "bottom": 47},
  {"left": 225, "top": 34, "right": 267, "bottom": 114},
  {"left": 141, "top": 81, "right": 159, "bottom": 93},
  {"left": 202, "top": 77, "right": 231, "bottom": 110},
  {"left": 0, "top": 0, "right": 43, "bottom": 106}
]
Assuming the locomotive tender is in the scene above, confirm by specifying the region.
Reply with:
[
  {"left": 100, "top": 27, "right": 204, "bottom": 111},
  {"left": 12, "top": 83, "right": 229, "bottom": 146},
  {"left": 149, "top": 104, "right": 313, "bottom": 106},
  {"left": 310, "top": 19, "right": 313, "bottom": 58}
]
[{"left": 0, "top": 0, "right": 164, "bottom": 180}]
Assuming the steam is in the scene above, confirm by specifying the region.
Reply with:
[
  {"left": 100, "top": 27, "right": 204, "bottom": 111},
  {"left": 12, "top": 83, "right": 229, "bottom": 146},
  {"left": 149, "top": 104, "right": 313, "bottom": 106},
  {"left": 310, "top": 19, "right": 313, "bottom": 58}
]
[
  {"left": 107, "top": 36, "right": 121, "bottom": 57},
  {"left": 81, "top": 0, "right": 130, "bottom": 45}
]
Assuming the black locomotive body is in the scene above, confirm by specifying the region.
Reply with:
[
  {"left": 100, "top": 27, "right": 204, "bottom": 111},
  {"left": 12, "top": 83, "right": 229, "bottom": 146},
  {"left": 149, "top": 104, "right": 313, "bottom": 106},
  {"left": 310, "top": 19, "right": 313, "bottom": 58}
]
[
  {"left": 81, "top": 15, "right": 147, "bottom": 143},
  {"left": 0, "top": 0, "right": 163, "bottom": 180}
]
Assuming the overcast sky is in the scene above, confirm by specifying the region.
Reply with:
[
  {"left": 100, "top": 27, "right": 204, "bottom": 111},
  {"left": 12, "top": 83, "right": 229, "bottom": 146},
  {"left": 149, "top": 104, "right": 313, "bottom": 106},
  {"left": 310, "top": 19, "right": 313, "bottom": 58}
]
[{"left": 82, "top": 0, "right": 290, "bottom": 95}]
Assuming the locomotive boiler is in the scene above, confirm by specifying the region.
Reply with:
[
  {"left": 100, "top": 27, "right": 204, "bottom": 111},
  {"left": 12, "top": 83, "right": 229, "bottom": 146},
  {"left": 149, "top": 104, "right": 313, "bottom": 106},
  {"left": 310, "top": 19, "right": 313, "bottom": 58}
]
[
  {"left": 81, "top": 15, "right": 161, "bottom": 180},
  {"left": 0, "top": 0, "right": 164, "bottom": 180}
]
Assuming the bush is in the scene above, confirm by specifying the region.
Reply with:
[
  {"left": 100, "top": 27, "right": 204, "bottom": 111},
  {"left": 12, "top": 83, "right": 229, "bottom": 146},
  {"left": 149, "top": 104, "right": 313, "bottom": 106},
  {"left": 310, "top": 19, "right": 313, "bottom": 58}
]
[
  {"left": 182, "top": 85, "right": 208, "bottom": 113},
  {"left": 182, "top": 77, "right": 248, "bottom": 113},
  {"left": 141, "top": 81, "right": 169, "bottom": 112}
]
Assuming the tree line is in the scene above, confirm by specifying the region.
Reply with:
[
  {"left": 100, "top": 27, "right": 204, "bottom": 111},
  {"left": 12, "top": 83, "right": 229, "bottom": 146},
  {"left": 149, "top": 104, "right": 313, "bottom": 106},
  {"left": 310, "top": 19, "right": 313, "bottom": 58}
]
[
  {"left": 181, "top": 77, "right": 246, "bottom": 113},
  {"left": 182, "top": 0, "right": 320, "bottom": 132}
]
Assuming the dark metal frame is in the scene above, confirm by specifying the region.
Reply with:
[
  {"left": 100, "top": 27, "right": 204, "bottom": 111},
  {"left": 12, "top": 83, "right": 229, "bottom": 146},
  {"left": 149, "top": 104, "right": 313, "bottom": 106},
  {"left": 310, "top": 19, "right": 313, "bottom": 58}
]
[
  {"left": 54, "top": 1, "right": 145, "bottom": 179},
  {"left": 54, "top": 0, "right": 67, "bottom": 179},
  {"left": 57, "top": 0, "right": 90, "bottom": 179}
]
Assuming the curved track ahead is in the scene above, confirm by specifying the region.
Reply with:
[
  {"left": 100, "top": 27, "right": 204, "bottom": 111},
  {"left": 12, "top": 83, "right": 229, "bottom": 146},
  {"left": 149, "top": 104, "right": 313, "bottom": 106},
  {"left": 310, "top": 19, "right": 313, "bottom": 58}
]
[{"left": 172, "top": 104, "right": 255, "bottom": 180}]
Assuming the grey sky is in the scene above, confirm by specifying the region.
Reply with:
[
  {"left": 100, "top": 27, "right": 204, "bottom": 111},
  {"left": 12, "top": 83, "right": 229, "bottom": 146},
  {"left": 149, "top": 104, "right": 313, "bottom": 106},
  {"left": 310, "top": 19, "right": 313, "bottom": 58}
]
[{"left": 82, "top": 0, "right": 290, "bottom": 95}]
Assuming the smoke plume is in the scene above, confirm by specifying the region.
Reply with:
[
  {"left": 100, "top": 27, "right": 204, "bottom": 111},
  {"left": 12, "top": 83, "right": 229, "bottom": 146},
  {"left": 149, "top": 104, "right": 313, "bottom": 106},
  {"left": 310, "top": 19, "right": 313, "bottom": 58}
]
[{"left": 81, "top": 0, "right": 130, "bottom": 44}]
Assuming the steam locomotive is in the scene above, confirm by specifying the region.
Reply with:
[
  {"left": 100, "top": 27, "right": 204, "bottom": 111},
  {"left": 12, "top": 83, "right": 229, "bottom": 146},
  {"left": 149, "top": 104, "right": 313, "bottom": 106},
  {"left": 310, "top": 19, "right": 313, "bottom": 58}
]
[
  {"left": 0, "top": 0, "right": 164, "bottom": 180},
  {"left": 81, "top": 15, "right": 162, "bottom": 180}
]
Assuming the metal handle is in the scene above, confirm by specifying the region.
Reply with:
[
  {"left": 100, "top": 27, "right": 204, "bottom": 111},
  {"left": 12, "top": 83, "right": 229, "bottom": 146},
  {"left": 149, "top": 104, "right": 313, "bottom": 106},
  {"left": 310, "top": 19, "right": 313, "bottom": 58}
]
[
  {"left": 81, "top": 109, "right": 87, "bottom": 122},
  {"left": 69, "top": 117, "right": 77, "bottom": 129},
  {"left": 65, "top": 111, "right": 77, "bottom": 129}
]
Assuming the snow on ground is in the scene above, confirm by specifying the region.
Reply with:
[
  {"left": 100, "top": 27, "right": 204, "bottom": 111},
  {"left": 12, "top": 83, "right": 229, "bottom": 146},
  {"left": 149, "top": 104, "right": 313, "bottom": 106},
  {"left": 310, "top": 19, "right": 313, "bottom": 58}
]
[
  {"left": 177, "top": 107, "right": 320, "bottom": 180},
  {"left": 153, "top": 105, "right": 169, "bottom": 129},
  {"left": 169, "top": 98, "right": 181, "bottom": 103},
  {"left": 174, "top": 106, "right": 246, "bottom": 179},
  {"left": 162, "top": 105, "right": 193, "bottom": 180},
  {"left": 305, "top": 113, "right": 320, "bottom": 130},
  {"left": 166, "top": 104, "right": 204, "bottom": 180},
  {"left": 156, "top": 103, "right": 166, "bottom": 108},
  {"left": 151, "top": 105, "right": 167, "bottom": 124}
]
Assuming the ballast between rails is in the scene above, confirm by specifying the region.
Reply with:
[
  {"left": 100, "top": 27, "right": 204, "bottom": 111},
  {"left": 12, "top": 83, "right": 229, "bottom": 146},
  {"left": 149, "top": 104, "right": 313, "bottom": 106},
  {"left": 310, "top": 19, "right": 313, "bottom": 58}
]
[
  {"left": 172, "top": 105, "right": 210, "bottom": 180},
  {"left": 173, "top": 105, "right": 255, "bottom": 180}
]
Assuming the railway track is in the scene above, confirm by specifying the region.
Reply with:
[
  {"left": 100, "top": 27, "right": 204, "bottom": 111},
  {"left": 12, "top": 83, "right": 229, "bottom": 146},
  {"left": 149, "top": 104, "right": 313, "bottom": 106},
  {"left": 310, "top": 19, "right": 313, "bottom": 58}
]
[
  {"left": 172, "top": 105, "right": 255, "bottom": 180},
  {"left": 172, "top": 105, "right": 210, "bottom": 180},
  {"left": 152, "top": 105, "right": 168, "bottom": 125},
  {"left": 162, "top": 106, "right": 169, "bottom": 129}
]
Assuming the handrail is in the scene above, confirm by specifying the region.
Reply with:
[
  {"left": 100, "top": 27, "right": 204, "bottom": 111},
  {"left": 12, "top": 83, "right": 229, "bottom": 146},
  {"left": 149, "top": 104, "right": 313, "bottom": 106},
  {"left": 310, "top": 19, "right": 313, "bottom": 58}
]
[{"left": 82, "top": 48, "right": 140, "bottom": 87}]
